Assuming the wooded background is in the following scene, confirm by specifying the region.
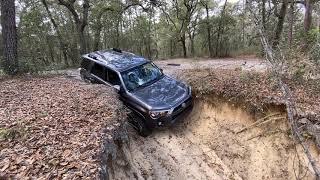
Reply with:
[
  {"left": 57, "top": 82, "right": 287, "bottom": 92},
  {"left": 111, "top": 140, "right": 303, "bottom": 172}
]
[{"left": 0, "top": 0, "right": 319, "bottom": 74}]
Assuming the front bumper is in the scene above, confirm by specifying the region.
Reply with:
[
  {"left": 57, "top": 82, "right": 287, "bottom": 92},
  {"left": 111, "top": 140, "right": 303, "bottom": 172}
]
[{"left": 146, "top": 96, "right": 194, "bottom": 128}]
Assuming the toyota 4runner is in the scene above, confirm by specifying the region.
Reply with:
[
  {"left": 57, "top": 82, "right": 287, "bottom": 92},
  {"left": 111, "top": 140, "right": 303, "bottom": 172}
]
[{"left": 80, "top": 48, "right": 193, "bottom": 136}]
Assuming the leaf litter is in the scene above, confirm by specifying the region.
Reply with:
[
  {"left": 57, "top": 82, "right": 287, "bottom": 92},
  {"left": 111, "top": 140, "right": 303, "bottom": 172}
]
[
  {"left": 0, "top": 75, "right": 126, "bottom": 179},
  {"left": 180, "top": 68, "right": 320, "bottom": 120}
]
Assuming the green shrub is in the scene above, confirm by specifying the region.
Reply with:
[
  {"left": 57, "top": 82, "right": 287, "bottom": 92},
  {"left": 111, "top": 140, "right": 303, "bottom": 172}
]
[
  {"left": 0, "top": 128, "right": 22, "bottom": 140},
  {"left": 240, "top": 71, "right": 257, "bottom": 83}
]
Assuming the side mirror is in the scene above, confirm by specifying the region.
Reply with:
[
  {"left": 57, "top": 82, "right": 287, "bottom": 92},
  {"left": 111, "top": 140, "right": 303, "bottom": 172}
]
[
  {"left": 160, "top": 69, "right": 163, "bottom": 73},
  {"left": 113, "top": 85, "right": 121, "bottom": 91}
]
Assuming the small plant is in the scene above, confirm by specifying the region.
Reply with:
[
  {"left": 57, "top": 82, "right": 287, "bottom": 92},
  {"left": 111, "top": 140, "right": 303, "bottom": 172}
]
[
  {"left": 0, "top": 128, "right": 21, "bottom": 140},
  {"left": 266, "top": 72, "right": 279, "bottom": 90},
  {"left": 0, "top": 69, "right": 5, "bottom": 76},
  {"left": 239, "top": 71, "right": 256, "bottom": 83},
  {"left": 291, "top": 64, "right": 306, "bottom": 82}
]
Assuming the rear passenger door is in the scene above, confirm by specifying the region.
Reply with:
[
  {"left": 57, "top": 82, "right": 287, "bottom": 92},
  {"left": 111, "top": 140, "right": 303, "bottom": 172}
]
[
  {"left": 90, "top": 63, "right": 106, "bottom": 84},
  {"left": 90, "top": 62, "right": 122, "bottom": 88},
  {"left": 106, "top": 69, "right": 121, "bottom": 86}
]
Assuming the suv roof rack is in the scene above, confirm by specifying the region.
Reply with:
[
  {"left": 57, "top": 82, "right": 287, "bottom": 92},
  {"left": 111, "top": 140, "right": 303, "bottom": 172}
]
[
  {"left": 112, "top": 48, "right": 122, "bottom": 53},
  {"left": 83, "top": 49, "right": 149, "bottom": 72},
  {"left": 88, "top": 54, "right": 98, "bottom": 60}
]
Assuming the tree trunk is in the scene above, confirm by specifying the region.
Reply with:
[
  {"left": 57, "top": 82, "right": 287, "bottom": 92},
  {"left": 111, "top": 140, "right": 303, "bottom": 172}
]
[
  {"left": 170, "top": 39, "right": 174, "bottom": 57},
  {"left": 188, "top": 30, "right": 195, "bottom": 57},
  {"left": 93, "top": 7, "right": 113, "bottom": 51},
  {"left": 304, "top": 0, "right": 313, "bottom": 33},
  {"left": 152, "top": 10, "right": 159, "bottom": 59},
  {"left": 76, "top": 23, "right": 87, "bottom": 55},
  {"left": 302, "top": 0, "right": 314, "bottom": 48},
  {"left": 93, "top": 17, "right": 103, "bottom": 51},
  {"left": 219, "top": 25, "right": 226, "bottom": 57},
  {"left": 318, "top": 9, "right": 320, "bottom": 32},
  {"left": 205, "top": 3, "right": 213, "bottom": 58},
  {"left": 215, "top": 0, "right": 228, "bottom": 57},
  {"left": 262, "top": 0, "right": 266, "bottom": 30},
  {"left": 147, "top": 11, "right": 152, "bottom": 59},
  {"left": 46, "top": 36, "right": 55, "bottom": 63},
  {"left": 93, "top": 24, "right": 103, "bottom": 51},
  {"left": 57, "top": 0, "right": 89, "bottom": 57},
  {"left": 1, "top": 0, "right": 18, "bottom": 75},
  {"left": 242, "top": 1, "right": 246, "bottom": 44},
  {"left": 41, "top": 0, "right": 69, "bottom": 66},
  {"left": 190, "top": 37, "right": 195, "bottom": 57},
  {"left": 288, "top": 2, "right": 294, "bottom": 48},
  {"left": 103, "top": 28, "right": 108, "bottom": 49},
  {"left": 272, "top": 0, "right": 288, "bottom": 48},
  {"left": 180, "top": 34, "right": 187, "bottom": 58},
  {"left": 115, "top": 17, "right": 121, "bottom": 48}
]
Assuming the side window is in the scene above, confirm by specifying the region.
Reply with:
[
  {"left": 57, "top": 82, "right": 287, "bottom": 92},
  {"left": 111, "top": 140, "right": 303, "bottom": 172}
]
[
  {"left": 91, "top": 63, "right": 105, "bottom": 80},
  {"left": 107, "top": 69, "right": 121, "bottom": 86},
  {"left": 81, "top": 58, "right": 90, "bottom": 70}
]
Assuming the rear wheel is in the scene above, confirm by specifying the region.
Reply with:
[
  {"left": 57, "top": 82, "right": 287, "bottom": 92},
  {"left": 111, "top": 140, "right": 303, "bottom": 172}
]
[
  {"left": 128, "top": 113, "right": 152, "bottom": 137},
  {"left": 80, "top": 69, "right": 93, "bottom": 83}
]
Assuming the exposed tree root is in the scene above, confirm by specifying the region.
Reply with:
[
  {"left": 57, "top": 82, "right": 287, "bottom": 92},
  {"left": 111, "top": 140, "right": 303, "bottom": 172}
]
[{"left": 236, "top": 113, "right": 282, "bottom": 134}]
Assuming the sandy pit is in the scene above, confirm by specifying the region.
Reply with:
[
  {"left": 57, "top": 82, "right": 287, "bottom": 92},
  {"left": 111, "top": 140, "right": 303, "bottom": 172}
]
[{"left": 127, "top": 97, "right": 319, "bottom": 180}]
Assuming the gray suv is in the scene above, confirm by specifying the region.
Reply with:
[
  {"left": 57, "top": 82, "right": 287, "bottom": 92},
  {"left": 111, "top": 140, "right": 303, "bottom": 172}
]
[{"left": 80, "top": 48, "right": 193, "bottom": 136}]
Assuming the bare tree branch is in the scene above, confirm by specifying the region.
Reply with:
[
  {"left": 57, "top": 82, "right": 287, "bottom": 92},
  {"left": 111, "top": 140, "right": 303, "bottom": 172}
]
[{"left": 246, "top": 0, "right": 320, "bottom": 179}]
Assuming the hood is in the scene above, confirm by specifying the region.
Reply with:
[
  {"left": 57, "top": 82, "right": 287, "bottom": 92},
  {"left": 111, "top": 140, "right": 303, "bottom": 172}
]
[{"left": 131, "top": 76, "right": 189, "bottom": 110}]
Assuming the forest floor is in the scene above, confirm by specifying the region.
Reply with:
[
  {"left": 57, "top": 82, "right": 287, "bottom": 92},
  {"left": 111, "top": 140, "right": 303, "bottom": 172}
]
[
  {"left": 0, "top": 76, "right": 126, "bottom": 178},
  {"left": 1, "top": 57, "right": 319, "bottom": 179}
]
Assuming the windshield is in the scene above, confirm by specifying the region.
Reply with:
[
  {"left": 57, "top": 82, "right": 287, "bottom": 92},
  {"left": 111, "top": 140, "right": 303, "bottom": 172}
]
[{"left": 121, "top": 62, "right": 163, "bottom": 92}]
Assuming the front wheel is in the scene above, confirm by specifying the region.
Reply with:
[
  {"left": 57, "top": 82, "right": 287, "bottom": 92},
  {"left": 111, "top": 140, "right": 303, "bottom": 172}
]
[{"left": 128, "top": 113, "right": 152, "bottom": 137}]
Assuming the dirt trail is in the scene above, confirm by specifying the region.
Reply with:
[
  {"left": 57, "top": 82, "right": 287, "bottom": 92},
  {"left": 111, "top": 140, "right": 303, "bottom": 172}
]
[
  {"left": 155, "top": 57, "right": 268, "bottom": 72},
  {"left": 128, "top": 97, "right": 318, "bottom": 180}
]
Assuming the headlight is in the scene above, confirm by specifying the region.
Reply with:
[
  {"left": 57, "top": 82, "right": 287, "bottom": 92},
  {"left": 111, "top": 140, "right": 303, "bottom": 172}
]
[{"left": 149, "top": 110, "right": 169, "bottom": 119}]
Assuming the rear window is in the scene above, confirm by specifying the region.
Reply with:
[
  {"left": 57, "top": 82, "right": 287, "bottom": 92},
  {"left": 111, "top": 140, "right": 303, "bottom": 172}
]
[
  {"left": 91, "top": 63, "right": 105, "bottom": 80},
  {"left": 90, "top": 63, "right": 121, "bottom": 86},
  {"left": 81, "top": 58, "right": 91, "bottom": 70},
  {"left": 107, "top": 70, "right": 121, "bottom": 86}
]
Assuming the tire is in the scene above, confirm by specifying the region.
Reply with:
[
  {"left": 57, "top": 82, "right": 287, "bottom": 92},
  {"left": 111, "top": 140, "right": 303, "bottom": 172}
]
[
  {"left": 128, "top": 113, "right": 152, "bottom": 137},
  {"left": 80, "top": 69, "right": 93, "bottom": 83},
  {"left": 137, "top": 120, "right": 152, "bottom": 137}
]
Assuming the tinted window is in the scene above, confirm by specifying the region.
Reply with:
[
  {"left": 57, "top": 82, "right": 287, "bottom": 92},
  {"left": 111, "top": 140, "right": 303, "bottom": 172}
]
[
  {"left": 81, "top": 58, "right": 90, "bottom": 70},
  {"left": 91, "top": 63, "right": 105, "bottom": 80},
  {"left": 107, "top": 70, "right": 121, "bottom": 86}
]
